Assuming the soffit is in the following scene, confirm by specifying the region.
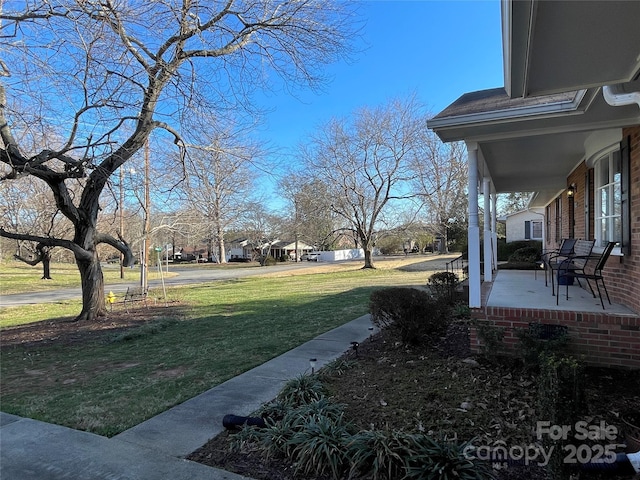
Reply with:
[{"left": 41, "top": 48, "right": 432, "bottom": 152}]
[{"left": 506, "top": 0, "right": 640, "bottom": 97}]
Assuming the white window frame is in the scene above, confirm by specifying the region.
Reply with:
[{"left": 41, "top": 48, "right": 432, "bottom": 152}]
[
  {"left": 594, "top": 148, "right": 622, "bottom": 248},
  {"left": 531, "top": 220, "right": 543, "bottom": 240}
]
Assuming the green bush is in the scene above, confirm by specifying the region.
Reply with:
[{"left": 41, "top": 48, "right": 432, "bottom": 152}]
[
  {"left": 516, "top": 323, "right": 569, "bottom": 370},
  {"left": 262, "top": 255, "right": 277, "bottom": 266},
  {"left": 369, "top": 287, "right": 449, "bottom": 345},
  {"left": 497, "top": 239, "right": 541, "bottom": 262},
  {"left": 427, "top": 271, "right": 460, "bottom": 303},
  {"left": 474, "top": 322, "right": 506, "bottom": 362},
  {"left": 508, "top": 246, "right": 541, "bottom": 263},
  {"left": 537, "top": 354, "right": 585, "bottom": 480}
]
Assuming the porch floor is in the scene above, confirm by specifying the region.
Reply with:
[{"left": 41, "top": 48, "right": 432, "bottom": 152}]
[{"left": 484, "top": 270, "right": 638, "bottom": 316}]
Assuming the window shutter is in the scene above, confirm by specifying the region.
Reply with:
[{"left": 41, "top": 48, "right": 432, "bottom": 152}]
[
  {"left": 524, "top": 220, "right": 531, "bottom": 239},
  {"left": 621, "top": 136, "right": 631, "bottom": 255}
]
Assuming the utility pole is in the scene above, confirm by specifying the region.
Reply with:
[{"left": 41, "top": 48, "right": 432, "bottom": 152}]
[
  {"left": 119, "top": 167, "right": 125, "bottom": 279},
  {"left": 141, "top": 141, "right": 151, "bottom": 291}
]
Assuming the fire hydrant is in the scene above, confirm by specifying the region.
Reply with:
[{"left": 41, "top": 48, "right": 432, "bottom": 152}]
[{"left": 107, "top": 291, "right": 116, "bottom": 310}]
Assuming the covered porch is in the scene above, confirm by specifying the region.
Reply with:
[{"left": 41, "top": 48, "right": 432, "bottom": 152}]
[
  {"left": 486, "top": 270, "right": 636, "bottom": 315},
  {"left": 471, "top": 270, "right": 640, "bottom": 368}
]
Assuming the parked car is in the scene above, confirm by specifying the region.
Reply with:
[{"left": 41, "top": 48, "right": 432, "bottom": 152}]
[{"left": 304, "top": 252, "right": 320, "bottom": 262}]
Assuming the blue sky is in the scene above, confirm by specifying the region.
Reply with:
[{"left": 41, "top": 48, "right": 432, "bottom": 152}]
[{"left": 256, "top": 0, "right": 504, "bottom": 157}]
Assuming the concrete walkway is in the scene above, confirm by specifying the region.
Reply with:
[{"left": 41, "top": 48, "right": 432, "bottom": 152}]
[{"left": 0, "top": 315, "right": 377, "bottom": 480}]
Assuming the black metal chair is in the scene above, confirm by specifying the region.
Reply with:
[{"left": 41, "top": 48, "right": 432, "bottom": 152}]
[
  {"left": 561, "top": 241, "right": 616, "bottom": 309},
  {"left": 549, "top": 239, "right": 593, "bottom": 297},
  {"left": 541, "top": 238, "right": 577, "bottom": 288}
]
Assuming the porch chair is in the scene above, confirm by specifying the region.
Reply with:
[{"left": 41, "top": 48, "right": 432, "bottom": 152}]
[
  {"left": 541, "top": 238, "right": 577, "bottom": 287},
  {"left": 549, "top": 239, "right": 595, "bottom": 297},
  {"left": 560, "top": 241, "right": 616, "bottom": 309}
]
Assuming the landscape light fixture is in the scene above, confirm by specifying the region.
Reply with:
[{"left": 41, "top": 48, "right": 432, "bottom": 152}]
[
  {"left": 309, "top": 358, "right": 317, "bottom": 374},
  {"left": 567, "top": 183, "right": 577, "bottom": 197},
  {"left": 351, "top": 341, "right": 359, "bottom": 356}
]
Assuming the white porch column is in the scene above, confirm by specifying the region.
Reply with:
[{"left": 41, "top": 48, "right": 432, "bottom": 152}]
[
  {"left": 492, "top": 193, "right": 498, "bottom": 270},
  {"left": 483, "top": 177, "right": 493, "bottom": 282},
  {"left": 467, "top": 143, "right": 481, "bottom": 308}
]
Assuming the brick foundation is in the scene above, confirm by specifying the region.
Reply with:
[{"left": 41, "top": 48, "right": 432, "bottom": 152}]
[{"left": 470, "top": 306, "right": 640, "bottom": 369}]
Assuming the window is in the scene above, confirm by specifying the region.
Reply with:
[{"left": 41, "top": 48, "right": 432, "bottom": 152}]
[
  {"left": 594, "top": 150, "right": 622, "bottom": 247},
  {"left": 531, "top": 220, "right": 543, "bottom": 239},
  {"left": 525, "top": 220, "right": 543, "bottom": 239}
]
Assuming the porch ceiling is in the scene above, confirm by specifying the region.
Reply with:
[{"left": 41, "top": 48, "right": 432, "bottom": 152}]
[
  {"left": 505, "top": 0, "right": 640, "bottom": 97},
  {"left": 479, "top": 131, "right": 587, "bottom": 194},
  {"left": 429, "top": 87, "right": 640, "bottom": 204}
]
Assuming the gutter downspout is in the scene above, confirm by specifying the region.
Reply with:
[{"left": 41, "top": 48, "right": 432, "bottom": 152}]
[{"left": 602, "top": 85, "right": 640, "bottom": 109}]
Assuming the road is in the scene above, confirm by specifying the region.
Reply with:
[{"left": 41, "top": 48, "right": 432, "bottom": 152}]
[{"left": 0, "top": 261, "right": 331, "bottom": 307}]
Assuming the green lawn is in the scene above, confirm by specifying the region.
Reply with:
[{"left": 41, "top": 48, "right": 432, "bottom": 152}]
[
  {"left": 0, "top": 257, "right": 448, "bottom": 436},
  {"left": 0, "top": 259, "right": 177, "bottom": 296}
]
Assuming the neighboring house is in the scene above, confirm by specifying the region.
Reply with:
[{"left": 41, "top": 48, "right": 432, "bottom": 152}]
[
  {"left": 226, "top": 238, "right": 314, "bottom": 261},
  {"left": 270, "top": 240, "right": 314, "bottom": 260},
  {"left": 226, "top": 238, "right": 255, "bottom": 261},
  {"left": 499, "top": 208, "right": 544, "bottom": 243},
  {"left": 428, "top": 1, "right": 640, "bottom": 367}
]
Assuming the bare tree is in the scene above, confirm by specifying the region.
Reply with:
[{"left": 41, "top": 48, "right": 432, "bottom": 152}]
[
  {"left": 0, "top": 175, "right": 73, "bottom": 278},
  {"left": 1, "top": 0, "right": 357, "bottom": 321},
  {"left": 241, "top": 201, "right": 280, "bottom": 263},
  {"left": 410, "top": 135, "right": 468, "bottom": 253},
  {"left": 498, "top": 192, "right": 532, "bottom": 216},
  {"left": 304, "top": 97, "right": 423, "bottom": 268},
  {"left": 182, "top": 121, "right": 264, "bottom": 263},
  {"left": 279, "top": 174, "right": 337, "bottom": 257}
]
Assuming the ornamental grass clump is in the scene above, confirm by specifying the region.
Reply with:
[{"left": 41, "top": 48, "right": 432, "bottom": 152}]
[
  {"left": 404, "top": 435, "right": 494, "bottom": 480},
  {"left": 347, "top": 429, "right": 411, "bottom": 480},
  {"left": 287, "top": 413, "right": 352, "bottom": 479},
  {"left": 276, "top": 374, "right": 325, "bottom": 408}
]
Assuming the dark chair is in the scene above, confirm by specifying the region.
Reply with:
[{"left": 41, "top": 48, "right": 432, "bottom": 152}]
[
  {"left": 561, "top": 241, "right": 616, "bottom": 309},
  {"left": 549, "top": 239, "right": 595, "bottom": 297},
  {"left": 541, "top": 238, "right": 577, "bottom": 288}
]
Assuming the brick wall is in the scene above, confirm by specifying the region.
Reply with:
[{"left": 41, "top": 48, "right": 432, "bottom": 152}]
[
  {"left": 542, "top": 125, "right": 640, "bottom": 315},
  {"left": 601, "top": 126, "right": 640, "bottom": 315},
  {"left": 471, "top": 307, "right": 640, "bottom": 369}
]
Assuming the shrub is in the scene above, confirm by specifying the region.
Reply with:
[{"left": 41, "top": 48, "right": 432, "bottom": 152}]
[
  {"left": 497, "top": 239, "right": 542, "bottom": 262},
  {"left": 262, "top": 255, "right": 277, "bottom": 266},
  {"left": 508, "top": 246, "right": 541, "bottom": 263},
  {"left": 427, "top": 271, "right": 460, "bottom": 303},
  {"left": 369, "top": 287, "right": 448, "bottom": 344},
  {"left": 516, "top": 323, "right": 569, "bottom": 370},
  {"left": 474, "top": 322, "right": 506, "bottom": 363},
  {"left": 537, "top": 354, "right": 585, "bottom": 480}
]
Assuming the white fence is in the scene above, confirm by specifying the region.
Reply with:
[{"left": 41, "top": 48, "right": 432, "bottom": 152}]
[{"left": 317, "top": 249, "right": 365, "bottom": 262}]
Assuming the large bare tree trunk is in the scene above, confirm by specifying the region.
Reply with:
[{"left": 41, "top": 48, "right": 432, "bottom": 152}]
[
  {"left": 41, "top": 253, "right": 52, "bottom": 280},
  {"left": 75, "top": 251, "right": 107, "bottom": 322},
  {"left": 363, "top": 248, "right": 375, "bottom": 269},
  {"left": 216, "top": 223, "right": 227, "bottom": 264}
]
